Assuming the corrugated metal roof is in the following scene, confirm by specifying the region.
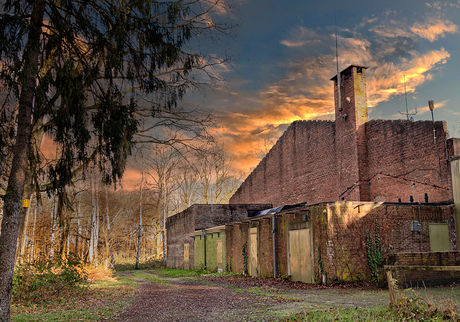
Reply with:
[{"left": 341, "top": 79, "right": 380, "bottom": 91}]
[{"left": 249, "top": 202, "right": 307, "bottom": 218}]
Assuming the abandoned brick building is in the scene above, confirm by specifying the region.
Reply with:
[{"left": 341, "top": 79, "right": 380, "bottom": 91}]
[
  {"left": 231, "top": 65, "right": 455, "bottom": 206},
  {"left": 167, "top": 65, "right": 460, "bottom": 284}
]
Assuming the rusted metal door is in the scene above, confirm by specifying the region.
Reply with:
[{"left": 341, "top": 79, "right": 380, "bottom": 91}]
[
  {"left": 289, "top": 229, "right": 312, "bottom": 283},
  {"left": 217, "top": 240, "right": 223, "bottom": 273},
  {"left": 429, "top": 223, "right": 450, "bottom": 252},
  {"left": 249, "top": 227, "right": 258, "bottom": 277},
  {"left": 184, "top": 243, "right": 189, "bottom": 270}
]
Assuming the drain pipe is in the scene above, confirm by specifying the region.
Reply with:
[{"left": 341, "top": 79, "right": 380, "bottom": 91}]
[
  {"left": 202, "top": 229, "right": 207, "bottom": 270},
  {"left": 272, "top": 215, "right": 277, "bottom": 278}
]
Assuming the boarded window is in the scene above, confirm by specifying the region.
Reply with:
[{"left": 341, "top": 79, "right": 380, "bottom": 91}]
[{"left": 429, "top": 223, "right": 450, "bottom": 252}]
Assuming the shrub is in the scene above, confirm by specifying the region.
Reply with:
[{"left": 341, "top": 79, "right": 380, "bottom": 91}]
[
  {"left": 12, "top": 254, "right": 88, "bottom": 303},
  {"left": 393, "top": 293, "right": 458, "bottom": 321}
]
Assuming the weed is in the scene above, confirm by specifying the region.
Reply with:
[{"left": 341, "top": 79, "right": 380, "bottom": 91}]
[
  {"left": 242, "top": 243, "right": 248, "bottom": 275},
  {"left": 12, "top": 255, "right": 87, "bottom": 304},
  {"left": 280, "top": 274, "right": 291, "bottom": 282},
  {"left": 11, "top": 274, "right": 136, "bottom": 322},
  {"left": 365, "top": 219, "right": 382, "bottom": 282},
  {"left": 392, "top": 289, "right": 458, "bottom": 320}
]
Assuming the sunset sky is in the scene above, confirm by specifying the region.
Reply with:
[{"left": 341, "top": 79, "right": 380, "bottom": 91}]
[
  {"left": 106, "top": 0, "right": 460, "bottom": 189},
  {"left": 176, "top": 0, "right": 460, "bottom": 173}
]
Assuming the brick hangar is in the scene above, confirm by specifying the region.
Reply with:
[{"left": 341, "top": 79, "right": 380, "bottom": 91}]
[{"left": 167, "top": 65, "right": 460, "bottom": 285}]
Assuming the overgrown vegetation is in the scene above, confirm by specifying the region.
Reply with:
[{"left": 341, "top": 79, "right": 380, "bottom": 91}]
[
  {"left": 242, "top": 243, "right": 248, "bottom": 275},
  {"left": 282, "top": 306, "right": 394, "bottom": 321},
  {"left": 11, "top": 265, "right": 136, "bottom": 322},
  {"left": 392, "top": 293, "right": 457, "bottom": 320},
  {"left": 317, "top": 244, "right": 325, "bottom": 279},
  {"left": 365, "top": 219, "right": 383, "bottom": 281},
  {"left": 12, "top": 255, "right": 87, "bottom": 303},
  {"left": 10, "top": 264, "right": 460, "bottom": 321},
  {"left": 281, "top": 289, "right": 459, "bottom": 321}
]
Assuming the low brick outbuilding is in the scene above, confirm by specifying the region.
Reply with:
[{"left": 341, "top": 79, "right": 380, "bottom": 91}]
[
  {"left": 166, "top": 204, "right": 271, "bottom": 269},
  {"left": 225, "top": 201, "right": 456, "bottom": 283}
]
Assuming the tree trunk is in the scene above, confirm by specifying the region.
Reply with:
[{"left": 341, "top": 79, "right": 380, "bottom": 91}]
[
  {"left": 16, "top": 119, "right": 45, "bottom": 262},
  {"left": 49, "top": 196, "right": 57, "bottom": 259},
  {"left": 104, "top": 186, "right": 112, "bottom": 268},
  {"left": 89, "top": 173, "right": 99, "bottom": 264},
  {"left": 15, "top": 171, "right": 33, "bottom": 261},
  {"left": 75, "top": 194, "right": 81, "bottom": 257},
  {"left": 19, "top": 196, "right": 31, "bottom": 259},
  {"left": 136, "top": 162, "right": 144, "bottom": 269},
  {"left": 0, "top": 2, "right": 46, "bottom": 320},
  {"left": 58, "top": 188, "right": 70, "bottom": 258},
  {"left": 31, "top": 202, "right": 37, "bottom": 261}
]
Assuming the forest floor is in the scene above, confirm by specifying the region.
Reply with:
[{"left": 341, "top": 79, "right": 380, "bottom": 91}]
[
  {"left": 107, "top": 270, "right": 391, "bottom": 321},
  {"left": 11, "top": 267, "right": 460, "bottom": 321}
]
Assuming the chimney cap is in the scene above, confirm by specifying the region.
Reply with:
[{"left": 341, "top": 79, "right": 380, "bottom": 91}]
[{"left": 330, "top": 65, "right": 369, "bottom": 81}]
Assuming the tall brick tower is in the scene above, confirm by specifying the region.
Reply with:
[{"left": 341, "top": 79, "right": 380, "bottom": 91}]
[{"left": 331, "top": 65, "right": 370, "bottom": 201}]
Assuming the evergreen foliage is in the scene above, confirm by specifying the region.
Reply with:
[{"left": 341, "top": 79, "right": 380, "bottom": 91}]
[{"left": 0, "top": 0, "right": 230, "bottom": 191}]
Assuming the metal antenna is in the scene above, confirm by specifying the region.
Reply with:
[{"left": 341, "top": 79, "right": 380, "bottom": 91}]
[
  {"left": 404, "top": 75, "right": 408, "bottom": 118},
  {"left": 399, "top": 75, "right": 417, "bottom": 120},
  {"left": 335, "top": 11, "right": 342, "bottom": 112}
]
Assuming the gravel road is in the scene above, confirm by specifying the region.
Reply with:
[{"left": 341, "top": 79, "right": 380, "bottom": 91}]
[{"left": 109, "top": 272, "right": 389, "bottom": 322}]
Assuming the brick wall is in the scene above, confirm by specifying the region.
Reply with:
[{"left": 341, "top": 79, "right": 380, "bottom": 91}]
[
  {"left": 365, "top": 120, "right": 451, "bottom": 203},
  {"left": 230, "top": 120, "right": 337, "bottom": 206},
  {"left": 230, "top": 65, "right": 455, "bottom": 207},
  {"left": 226, "top": 222, "right": 249, "bottom": 273},
  {"left": 383, "top": 252, "right": 460, "bottom": 287},
  {"left": 195, "top": 204, "right": 270, "bottom": 230},
  {"left": 321, "top": 202, "right": 456, "bottom": 282},
  {"left": 224, "top": 202, "right": 455, "bottom": 283},
  {"left": 166, "top": 204, "right": 271, "bottom": 269},
  {"left": 333, "top": 66, "right": 369, "bottom": 201},
  {"left": 258, "top": 217, "right": 273, "bottom": 277}
]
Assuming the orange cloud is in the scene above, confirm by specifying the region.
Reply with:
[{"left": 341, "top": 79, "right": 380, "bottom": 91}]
[
  {"left": 367, "top": 48, "right": 450, "bottom": 107},
  {"left": 211, "top": 13, "right": 455, "bottom": 173},
  {"left": 410, "top": 18, "right": 458, "bottom": 41}
]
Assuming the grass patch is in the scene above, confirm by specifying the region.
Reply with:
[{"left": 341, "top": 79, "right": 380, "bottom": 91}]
[
  {"left": 247, "top": 287, "right": 302, "bottom": 303},
  {"left": 282, "top": 306, "right": 395, "bottom": 321},
  {"left": 153, "top": 268, "right": 235, "bottom": 278},
  {"left": 11, "top": 273, "right": 137, "bottom": 322},
  {"left": 114, "top": 258, "right": 164, "bottom": 271},
  {"left": 154, "top": 268, "right": 206, "bottom": 277},
  {"left": 391, "top": 288, "right": 458, "bottom": 321},
  {"left": 281, "top": 288, "right": 460, "bottom": 321},
  {"left": 131, "top": 272, "right": 170, "bottom": 285}
]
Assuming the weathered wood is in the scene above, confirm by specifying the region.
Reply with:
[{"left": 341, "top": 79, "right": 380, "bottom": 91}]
[
  {"left": 384, "top": 265, "right": 460, "bottom": 271},
  {"left": 386, "top": 270, "right": 395, "bottom": 306}
]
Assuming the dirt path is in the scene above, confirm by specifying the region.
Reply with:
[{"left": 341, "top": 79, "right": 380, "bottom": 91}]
[{"left": 108, "top": 272, "right": 390, "bottom": 321}]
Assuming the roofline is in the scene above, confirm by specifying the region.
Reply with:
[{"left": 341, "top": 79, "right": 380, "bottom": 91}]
[
  {"left": 330, "top": 64, "right": 369, "bottom": 81},
  {"left": 225, "top": 200, "right": 454, "bottom": 225}
]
